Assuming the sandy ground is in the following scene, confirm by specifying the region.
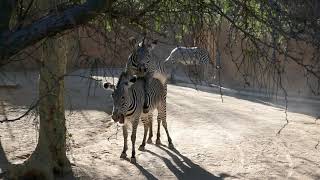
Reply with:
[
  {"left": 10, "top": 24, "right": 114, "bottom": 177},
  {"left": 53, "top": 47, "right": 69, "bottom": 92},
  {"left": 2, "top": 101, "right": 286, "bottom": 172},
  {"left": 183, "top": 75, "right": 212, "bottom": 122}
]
[{"left": 0, "top": 70, "right": 319, "bottom": 179}]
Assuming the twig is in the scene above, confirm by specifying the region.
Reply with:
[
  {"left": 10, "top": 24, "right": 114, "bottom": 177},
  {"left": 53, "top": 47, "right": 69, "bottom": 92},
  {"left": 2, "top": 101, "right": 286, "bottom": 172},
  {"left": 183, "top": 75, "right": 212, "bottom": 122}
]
[
  {"left": 216, "top": 47, "right": 224, "bottom": 103},
  {"left": 277, "top": 66, "right": 289, "bottom": 135},
  {"left": 65, "top": 74, "right": 102, "bottom": 82},
  {"left": 0, "top": 97, "right": 40, "bottom": 123},
  {"left": 107, "top": 124, "right": 120, "bottom": 141}
]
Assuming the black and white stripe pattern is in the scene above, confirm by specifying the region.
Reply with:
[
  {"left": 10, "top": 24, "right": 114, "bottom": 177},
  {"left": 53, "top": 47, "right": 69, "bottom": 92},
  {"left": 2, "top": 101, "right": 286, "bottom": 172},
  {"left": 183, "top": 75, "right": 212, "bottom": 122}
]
[
  {"left": 104, "top": 71, "right": 173, "bottom": 163},
  {"left": 165, "top": 47, "right": 212, "bottom": 65},
  {"left": 125, "top": 39, "right": 169, "bottom": 116},
  {"left": 127, "top": 44, "right": 214, "bottom": 85},
  {"left": 165, "top": 46, "right": 213, "bottom": 83},
  {"left": 126, "top": 40, "right": 168, "bottom": 85}
]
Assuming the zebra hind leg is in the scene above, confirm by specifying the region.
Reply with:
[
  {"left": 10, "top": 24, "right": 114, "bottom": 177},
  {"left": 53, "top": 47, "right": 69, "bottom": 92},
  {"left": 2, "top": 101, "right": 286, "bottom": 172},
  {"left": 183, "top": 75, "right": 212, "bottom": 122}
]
[
  {"left": 130, "top": 118, "right": 139, "bottom": 164},
  {"left": 147, "top": 113, "right": 153, "bottom": 144},
  {"left": 158, "top": 103, "right": 174, "bottom": 149},
  {"left": 170, "top": 66, "right": 177, "bottom": 84},
  {"left": 143, "top": 73, "right": 153, "bottom": 113},
  {"left": 155, "top": 117, "right": 161, "bottom": 145},
  {"left": 162, "top": 119, "right": 174, "bottom": 149}
]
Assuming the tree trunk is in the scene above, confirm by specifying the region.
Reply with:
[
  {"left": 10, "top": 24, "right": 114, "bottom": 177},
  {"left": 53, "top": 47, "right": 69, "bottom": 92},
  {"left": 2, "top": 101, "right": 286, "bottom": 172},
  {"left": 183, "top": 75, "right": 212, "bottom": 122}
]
[
  {"left": 36, "top": 34, "right": 70, "bottom": 176},
  {"left": 35, "top": 0, "right": 70, "bottom": 172},
  {"left": 8, "top": 35, "right": 70, "bottom": 180},
  {"left": 7, "top": 1, "right": 71, "bottom": 179}
]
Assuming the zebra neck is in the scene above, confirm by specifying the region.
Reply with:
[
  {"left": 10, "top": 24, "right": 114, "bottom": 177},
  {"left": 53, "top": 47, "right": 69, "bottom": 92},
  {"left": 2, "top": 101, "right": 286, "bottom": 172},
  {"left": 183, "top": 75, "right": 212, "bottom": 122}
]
[{"left": 126, "top": 89, "right": 137, "bottom": 116}]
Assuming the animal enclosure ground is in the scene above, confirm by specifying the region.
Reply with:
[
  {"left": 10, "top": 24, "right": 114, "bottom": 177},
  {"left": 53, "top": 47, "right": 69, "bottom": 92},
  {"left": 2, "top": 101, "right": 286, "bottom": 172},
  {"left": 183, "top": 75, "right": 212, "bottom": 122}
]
[{"left": 0, "top": 71, "right": 319, "bottom": 179}]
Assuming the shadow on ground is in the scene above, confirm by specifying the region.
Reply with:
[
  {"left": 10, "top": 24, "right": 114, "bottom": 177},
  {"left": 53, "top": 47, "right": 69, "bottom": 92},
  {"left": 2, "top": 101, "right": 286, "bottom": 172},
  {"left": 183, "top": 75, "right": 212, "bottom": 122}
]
[
  {"left": 172, "top": 82, "right": 320, "bottom": 119},
  {"left": 138, "top": 145, "right": 233, "bottom": 180},
  {"left": 0, "top": 140, "right": 9, "bottom": 179}
]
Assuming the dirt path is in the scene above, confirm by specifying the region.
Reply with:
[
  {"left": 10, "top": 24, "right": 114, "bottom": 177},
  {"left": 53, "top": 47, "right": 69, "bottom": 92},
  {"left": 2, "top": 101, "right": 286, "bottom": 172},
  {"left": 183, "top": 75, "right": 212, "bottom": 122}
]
[{"left": 0, "top": 71, "right": 319, "bottom": 179}]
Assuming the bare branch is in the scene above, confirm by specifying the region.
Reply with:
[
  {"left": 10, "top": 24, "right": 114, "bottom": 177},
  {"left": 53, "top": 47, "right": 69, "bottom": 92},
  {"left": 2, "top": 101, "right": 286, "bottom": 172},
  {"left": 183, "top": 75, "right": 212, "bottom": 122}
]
[{"left": 0, "top": 0, "right": 115, "bottom": 63}]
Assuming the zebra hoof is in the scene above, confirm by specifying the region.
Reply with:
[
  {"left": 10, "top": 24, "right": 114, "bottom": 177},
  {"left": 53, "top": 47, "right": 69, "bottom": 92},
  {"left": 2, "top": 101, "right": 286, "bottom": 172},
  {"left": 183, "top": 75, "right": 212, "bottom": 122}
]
[
  {"left": 138, "top": 145, "right": 145, "bottom": 151},
  {"left": 120, "top": 152, "right": 127, "bottom": 159},
  {"left": 130, "top": 157, "right": 136, "bottom": 164},
  {"left": 147, "top": 139, "right": 153, "bottom": 144},
  {"left": 168, "top": 143, "right": 174, "bottom": 149},
  {"left": 156, "top": 139, "right": 161, "bottom": 146}
]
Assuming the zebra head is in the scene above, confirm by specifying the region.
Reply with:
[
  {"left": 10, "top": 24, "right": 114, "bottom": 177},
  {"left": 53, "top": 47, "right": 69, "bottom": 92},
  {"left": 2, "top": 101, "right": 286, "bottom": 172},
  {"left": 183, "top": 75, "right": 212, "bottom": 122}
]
[
  {"left": 103, "top": 72, "right": 137, "bottom": 125},
  {"left": 128, "top": 38, "right": 158, "bottom": 76}
]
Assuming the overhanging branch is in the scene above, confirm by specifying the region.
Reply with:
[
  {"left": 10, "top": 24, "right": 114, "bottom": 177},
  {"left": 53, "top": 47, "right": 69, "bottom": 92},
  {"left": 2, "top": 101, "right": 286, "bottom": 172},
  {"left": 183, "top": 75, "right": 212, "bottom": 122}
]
[{"left": 0, "top": 0, "right": 114, "bottom": 63}]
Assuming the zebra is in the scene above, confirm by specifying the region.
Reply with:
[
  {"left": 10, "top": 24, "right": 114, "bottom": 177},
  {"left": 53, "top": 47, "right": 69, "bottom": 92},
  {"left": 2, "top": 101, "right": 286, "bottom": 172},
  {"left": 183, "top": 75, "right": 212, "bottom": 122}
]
[
  {"left": 125, "top": 39, "right": 168, "bottom": 113},
  {"left": 125, "top": 39, "right": 214, "bottom": 111},
  {"left": 103, "top": 71, "right": 173, "bottom": 163},
  {"left": 165, "top": 46, "right": 214, "bottom": 83}
]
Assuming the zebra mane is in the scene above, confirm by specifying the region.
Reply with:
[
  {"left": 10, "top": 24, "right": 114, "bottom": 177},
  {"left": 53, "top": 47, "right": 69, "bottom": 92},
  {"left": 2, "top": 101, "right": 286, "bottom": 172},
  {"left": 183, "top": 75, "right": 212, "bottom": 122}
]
[
  {"left": 116, "top": 71, "right": 142, "bottom": 89},
  {"left": 116, "top": 72, "right": 128, "bottom": 89}
]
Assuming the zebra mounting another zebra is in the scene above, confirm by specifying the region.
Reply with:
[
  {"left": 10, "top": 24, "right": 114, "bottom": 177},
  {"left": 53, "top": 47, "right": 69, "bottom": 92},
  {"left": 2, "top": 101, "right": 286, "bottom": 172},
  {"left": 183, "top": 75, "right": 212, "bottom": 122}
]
[
  {"left": 103, "top": 71, "right": 173, "bottom": 163},
  {"left": 125, "top": 38, "right": 215, "bottom": 120},
  {"left": 103, "top": 37, "right": 213, "bottom": 163},
  {"left": 126, "top": 39, "right": 168, "bottom": 113}
]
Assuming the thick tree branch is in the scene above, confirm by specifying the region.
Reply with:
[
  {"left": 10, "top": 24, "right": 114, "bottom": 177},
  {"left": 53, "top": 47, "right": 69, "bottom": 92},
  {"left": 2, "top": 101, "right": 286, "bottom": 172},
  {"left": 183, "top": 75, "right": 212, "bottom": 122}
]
[{"left": 0, "top": 0, "right": 114, "bottom": 63}]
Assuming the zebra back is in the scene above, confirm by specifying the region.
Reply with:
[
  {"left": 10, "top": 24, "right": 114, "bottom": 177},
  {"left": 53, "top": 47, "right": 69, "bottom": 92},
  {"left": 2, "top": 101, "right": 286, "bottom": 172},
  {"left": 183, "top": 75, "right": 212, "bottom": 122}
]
[
  {"left": 111, "top": 72, "right": 165, "bottom": 119},
  {"left": 165, "top": 47, "right": 212, "bottom": 65}
]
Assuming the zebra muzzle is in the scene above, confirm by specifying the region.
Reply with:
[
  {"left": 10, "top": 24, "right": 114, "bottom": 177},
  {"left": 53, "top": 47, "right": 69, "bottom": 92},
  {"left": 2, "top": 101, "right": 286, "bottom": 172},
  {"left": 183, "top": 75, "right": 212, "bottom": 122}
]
[{"left": 112, "top": 114, "right": 125, "bottom": 124}]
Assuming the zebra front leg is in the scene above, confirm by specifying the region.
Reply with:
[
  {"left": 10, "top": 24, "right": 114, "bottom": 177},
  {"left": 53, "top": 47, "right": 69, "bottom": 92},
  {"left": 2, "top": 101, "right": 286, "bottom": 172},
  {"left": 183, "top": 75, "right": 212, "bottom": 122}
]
[
  {"left": 147, "top": 113, "right": 153, "bottom": 144},
  {"left": 130, "top": 119, "right": 139, "bottom": 163},
  {"left": 170, "top": 66, "right": 177, "bottom": 84},
  {"left": 120, "top": 125, "right": 128, "bottom": 159},
  {"left": 138, "top": 123, "right": 149, "bottom": 151},
  {"left": 143, "top": 73, "right": 152, "bottom": 113}
]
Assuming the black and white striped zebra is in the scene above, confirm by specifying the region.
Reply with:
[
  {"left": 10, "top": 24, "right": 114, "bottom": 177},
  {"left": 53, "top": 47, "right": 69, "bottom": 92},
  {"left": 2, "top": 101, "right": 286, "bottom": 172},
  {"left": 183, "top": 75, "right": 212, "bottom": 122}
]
[
  {"left": 165, "top": 46, "right": 214, "bottom": 83},
  {"left": 103, "top": 71, "right": 173, "bottom": 163},
  {"left": 166, "top": 47, "right": 212, "bottom": 64},
  {"left": 126, "top": 39, "right": 168, "bottom": 113}
]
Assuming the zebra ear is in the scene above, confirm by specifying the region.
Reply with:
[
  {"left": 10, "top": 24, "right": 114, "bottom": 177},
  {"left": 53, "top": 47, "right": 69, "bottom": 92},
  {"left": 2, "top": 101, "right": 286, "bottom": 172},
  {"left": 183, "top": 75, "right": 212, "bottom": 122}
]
[
  {"left": 103, "top": 82, "right": 115, "bottom": 90},
  {"left": 139, "top": 35, "right": 147, "bottom": 47},
  {"left": 138, "top": 40, "right": 145, "bottom": 47},
  {"left": 129, "top": 37, "right": 137, "bottom": 49}
]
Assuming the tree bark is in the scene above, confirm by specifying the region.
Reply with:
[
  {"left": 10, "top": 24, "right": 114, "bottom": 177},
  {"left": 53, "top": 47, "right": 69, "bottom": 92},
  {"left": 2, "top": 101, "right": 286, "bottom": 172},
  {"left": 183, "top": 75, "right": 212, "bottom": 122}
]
[
  {"left": 7, "top": 33, "right": 70, "bottom": 180},
  {"left": 7, "top": 1, "right": 77, "bottom": 178},
  {"left": 37, "top": 34, "right": 70, "bottom": 177}
]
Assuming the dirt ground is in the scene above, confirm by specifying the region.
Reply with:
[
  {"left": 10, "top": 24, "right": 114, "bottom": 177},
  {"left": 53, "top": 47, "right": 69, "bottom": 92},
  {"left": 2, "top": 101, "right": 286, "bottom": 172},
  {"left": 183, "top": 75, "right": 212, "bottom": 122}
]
[{"left": 0, "top": 70, "right": 319, "bottom": 179}]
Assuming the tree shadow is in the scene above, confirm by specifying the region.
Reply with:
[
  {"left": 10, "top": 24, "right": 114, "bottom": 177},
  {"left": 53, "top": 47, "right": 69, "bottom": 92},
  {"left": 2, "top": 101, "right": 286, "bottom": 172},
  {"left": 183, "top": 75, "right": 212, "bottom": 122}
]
[
  {"left": 0, "top": 136, "right": 77, "bottom": 180},
  {"left": 170, "top": 81, "right": 320, "bottom": 119},
  {"left": 0, "top": 140, "right": 9, "bottom": 178},
  {"left": 145, "top": 145, "right": 233, "bottom": 180}
]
